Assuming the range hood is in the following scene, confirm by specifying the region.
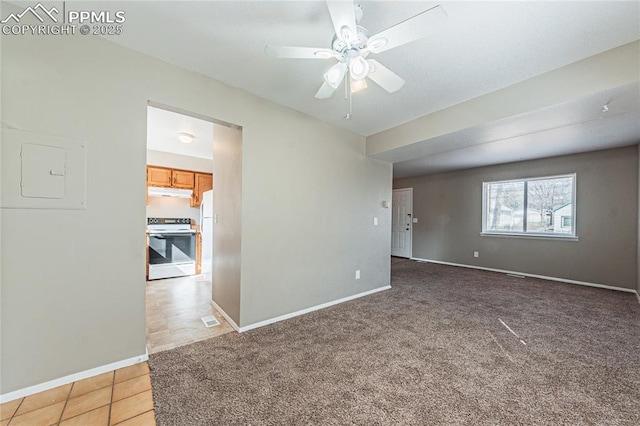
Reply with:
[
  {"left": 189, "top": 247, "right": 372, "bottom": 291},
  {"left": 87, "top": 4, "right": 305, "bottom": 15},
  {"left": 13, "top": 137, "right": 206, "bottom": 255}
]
[{"left": 148, "top": 187, "right": 193, "bottom": 198}]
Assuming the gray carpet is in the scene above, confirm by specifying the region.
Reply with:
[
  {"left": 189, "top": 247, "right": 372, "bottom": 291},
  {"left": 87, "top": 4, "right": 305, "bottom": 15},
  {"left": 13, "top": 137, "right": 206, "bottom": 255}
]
[{"left": 149, "top": 260, "right": 640, "bottom": 425}]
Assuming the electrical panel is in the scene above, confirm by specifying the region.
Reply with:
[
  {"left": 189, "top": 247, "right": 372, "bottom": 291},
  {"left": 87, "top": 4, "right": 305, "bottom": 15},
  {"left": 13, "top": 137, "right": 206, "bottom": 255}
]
[{"left": 1, "top": 128, "right": 87, "bottom": 209}]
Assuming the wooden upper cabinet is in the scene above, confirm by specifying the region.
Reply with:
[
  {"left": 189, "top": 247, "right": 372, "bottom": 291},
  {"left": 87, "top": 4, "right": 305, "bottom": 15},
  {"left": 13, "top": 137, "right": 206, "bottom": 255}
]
[
  {"left": 191, "top": 173, "right": 213, "bottom": 207},
  {"left": 146, "top": 166, "right": 195, "bottom": 189},
  {"left": 172, "top": 169, "right": 195, "bottom": 189},
  {"left": 147, "top": 166, "right": 172, "bottom": 187}
]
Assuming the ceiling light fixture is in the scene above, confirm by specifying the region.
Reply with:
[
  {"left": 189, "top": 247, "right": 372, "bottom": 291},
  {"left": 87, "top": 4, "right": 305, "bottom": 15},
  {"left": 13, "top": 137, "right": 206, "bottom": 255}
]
[
  {"left": 324, "top": 62, "right": 348, "bottom": 88},
  {"left": 350, "top": 78, "right": 368, "bottom": 93},
  {"left": 349, "top": 55, "right": 369, "bottom": 80},
  {"left": 177, "top": 132, "right": 195, "bottom": 144},
  {"left": 340, "top": 25, "right": 354, "bottom": 43}
]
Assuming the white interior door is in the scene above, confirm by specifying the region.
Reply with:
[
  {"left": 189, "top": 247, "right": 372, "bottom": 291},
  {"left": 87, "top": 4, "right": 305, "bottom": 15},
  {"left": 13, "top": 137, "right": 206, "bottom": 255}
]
[{"left": 391, "top": 188, "right": 413, "bottom": 258}]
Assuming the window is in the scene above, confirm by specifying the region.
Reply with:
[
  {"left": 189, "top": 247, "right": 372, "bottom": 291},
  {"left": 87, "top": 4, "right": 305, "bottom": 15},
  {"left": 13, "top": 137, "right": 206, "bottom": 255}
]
[{"left": 482, "top": 174, "right": 576, "bottom": 237}]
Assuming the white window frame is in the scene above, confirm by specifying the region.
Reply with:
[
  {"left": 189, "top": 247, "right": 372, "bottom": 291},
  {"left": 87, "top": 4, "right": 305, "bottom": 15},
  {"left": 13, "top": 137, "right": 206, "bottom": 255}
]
[{"left": 481, "top": 173, "right": 577, "bottom": 240}]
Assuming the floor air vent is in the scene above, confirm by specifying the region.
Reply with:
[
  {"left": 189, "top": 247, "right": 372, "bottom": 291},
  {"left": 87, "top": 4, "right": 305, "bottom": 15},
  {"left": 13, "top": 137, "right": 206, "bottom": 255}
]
[{"left": 201, "top": 315, "right": 220, "bottom": 328}]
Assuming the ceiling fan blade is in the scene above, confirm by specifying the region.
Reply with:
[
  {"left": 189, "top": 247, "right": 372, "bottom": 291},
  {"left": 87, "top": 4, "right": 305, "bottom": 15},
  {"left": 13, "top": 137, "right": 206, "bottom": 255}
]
[
  {"left": 326, "top": 1, "right": 358, "bottom": 44},
  {"left": 315, "top": 81, "right": 337, "bottom": 99},
  {"left": 367, "top": 5, "right": 447, "bottom": 54},
  {"left": 265, "top": 45, "right": 335, "bottom": 59},
  {"left": 367, "top": 60, "right": 405, "bottom": 93}
]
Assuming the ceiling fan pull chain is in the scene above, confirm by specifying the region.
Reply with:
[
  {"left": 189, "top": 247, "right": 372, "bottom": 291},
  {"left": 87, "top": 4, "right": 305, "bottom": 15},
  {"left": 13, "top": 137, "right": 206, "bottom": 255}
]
[
  {"left": 344, "top": 78, "right": 353, "bottom": 120},
  {"left": 344, "top": 75, "right": 349, "bottom": 100}
]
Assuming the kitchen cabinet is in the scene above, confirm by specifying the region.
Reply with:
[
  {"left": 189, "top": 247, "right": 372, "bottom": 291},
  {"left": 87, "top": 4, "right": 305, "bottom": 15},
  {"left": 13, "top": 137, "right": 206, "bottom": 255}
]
[
  {"left": 147, "top": 166, "right": 194, "bottom": 189},
  {"left": 147, "top": 166, "right": 172, "bottom": 187},
  {"left": 172, "top": 169, "right": 195, "bottom": 189},
  {"left": 191, "top": 173, "right": 213, "bottom": 207}
]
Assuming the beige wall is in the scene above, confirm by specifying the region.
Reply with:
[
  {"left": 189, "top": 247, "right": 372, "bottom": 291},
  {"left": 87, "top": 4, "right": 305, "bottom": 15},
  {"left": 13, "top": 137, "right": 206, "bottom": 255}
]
[
  {"left": 368, "top": 41, "right": 639, "bottom": 158},
  {"left": 146, "top": 149, "right": 213, "bottom": 174},
  {"left": 212, "top": 125, "right": 242, "bottom": 324},
  {"left": 1, "top": 22, "right": 391, "bottom": 394},
  {"left": 239, "top": 116, "right": 392, "bottom": 326},
  {"left": 395, "top": 146, "right": 638, "bottom": 290}
]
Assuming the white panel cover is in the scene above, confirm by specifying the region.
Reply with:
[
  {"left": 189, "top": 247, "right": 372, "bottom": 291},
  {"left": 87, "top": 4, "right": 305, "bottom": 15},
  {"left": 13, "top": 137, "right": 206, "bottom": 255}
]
[{"left": 1, "top": 128, "right": 87, "bottom": 209}]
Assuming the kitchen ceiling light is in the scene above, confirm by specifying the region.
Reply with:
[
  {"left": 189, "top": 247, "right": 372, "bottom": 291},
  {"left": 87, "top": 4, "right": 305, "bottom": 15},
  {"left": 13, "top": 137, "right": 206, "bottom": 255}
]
[{"left": 177, "top": 132, "right": 195, "bottom": 144}]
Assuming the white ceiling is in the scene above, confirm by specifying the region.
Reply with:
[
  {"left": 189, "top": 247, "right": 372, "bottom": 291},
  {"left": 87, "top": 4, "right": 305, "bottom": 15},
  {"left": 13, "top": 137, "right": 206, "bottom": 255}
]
[
  {"left": 97, "top": 1, "right": 639, "bottom": 137},
  {"left": 147, "top": 106, "right": 214, "bottom": 159}
]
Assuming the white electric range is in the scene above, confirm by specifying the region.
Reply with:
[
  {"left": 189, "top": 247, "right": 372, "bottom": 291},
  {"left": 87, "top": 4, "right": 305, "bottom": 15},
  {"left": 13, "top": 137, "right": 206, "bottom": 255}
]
[{"left": 147, "top": 217, "right": 196, "bottom": 280}]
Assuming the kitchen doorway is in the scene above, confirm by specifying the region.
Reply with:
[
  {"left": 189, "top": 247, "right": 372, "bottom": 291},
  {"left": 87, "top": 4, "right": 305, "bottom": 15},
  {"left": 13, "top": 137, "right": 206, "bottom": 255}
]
[{"left": 144, "top": 103, "right": 236, "bottom": 353}]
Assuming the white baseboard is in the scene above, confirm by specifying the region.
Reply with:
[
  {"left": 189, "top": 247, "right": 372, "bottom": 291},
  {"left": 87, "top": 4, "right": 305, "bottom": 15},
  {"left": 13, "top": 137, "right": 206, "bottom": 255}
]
[
  {"left": 210, "top": 299, "right": 240, "bottom": 332},
  {"left": 238, "top": 285, "right": 392, "bottom": 333},
  {"left": 411, "top": 257, "right": 637, "bottom": 294},
  {"left": 0, "top": 351, "right": 148, "bottom": 404}
]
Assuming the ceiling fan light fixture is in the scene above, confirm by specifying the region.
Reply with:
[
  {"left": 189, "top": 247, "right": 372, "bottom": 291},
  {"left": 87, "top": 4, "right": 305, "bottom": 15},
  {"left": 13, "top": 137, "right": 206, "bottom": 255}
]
[
  {"left": 324, "top": 62, "right": 347, "bottom": 88},
  {"left": 350, "top": 78, "right": 368, "bottom": 93},
  {"left": 340, "top": 25, "right": 354, "bottom": 42},
  {"left": 349, "top": 55, "right": 369, "bottom": 80},
  {"left": 177, "top": 132, "right": 195, "bottom": 144}
]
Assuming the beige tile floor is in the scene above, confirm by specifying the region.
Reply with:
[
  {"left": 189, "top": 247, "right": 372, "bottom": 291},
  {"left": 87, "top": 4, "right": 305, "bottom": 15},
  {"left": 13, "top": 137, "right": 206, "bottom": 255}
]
[
  {"left": 146, "top": 274, "right": 234, "bottom": 354},
  {"left": 0, "top": 363, "right": 154, "bottom": 426}
]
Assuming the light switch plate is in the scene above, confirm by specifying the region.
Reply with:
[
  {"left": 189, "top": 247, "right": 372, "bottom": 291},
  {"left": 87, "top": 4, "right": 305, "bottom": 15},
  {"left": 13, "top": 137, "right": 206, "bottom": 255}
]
[{"left": 412, "top": 218, "right": 418, "bottom": 223}]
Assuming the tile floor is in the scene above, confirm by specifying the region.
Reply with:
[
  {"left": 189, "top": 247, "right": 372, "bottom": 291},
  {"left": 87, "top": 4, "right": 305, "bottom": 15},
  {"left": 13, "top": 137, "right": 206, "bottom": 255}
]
[
  {"left": 146, "top": 274, "right": 234, "bottom": 354},
  {"left": 0, "top": 363, "right": 154, "bottom": 426}
]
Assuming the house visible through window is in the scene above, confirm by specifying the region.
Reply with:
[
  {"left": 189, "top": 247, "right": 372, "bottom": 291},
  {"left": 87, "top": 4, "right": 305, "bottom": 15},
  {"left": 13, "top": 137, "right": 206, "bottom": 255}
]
[{"left": 482, "top": 174, "right": 576, "bottom": 237}]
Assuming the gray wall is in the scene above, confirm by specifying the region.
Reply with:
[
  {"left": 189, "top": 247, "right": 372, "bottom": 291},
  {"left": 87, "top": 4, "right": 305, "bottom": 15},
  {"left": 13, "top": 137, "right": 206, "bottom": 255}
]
[
  {"left": 395, "top": 146, "right": 638, "bottom": 290},
  {"left": 1, "top": 13, "right": 391, "bottom": 394}
]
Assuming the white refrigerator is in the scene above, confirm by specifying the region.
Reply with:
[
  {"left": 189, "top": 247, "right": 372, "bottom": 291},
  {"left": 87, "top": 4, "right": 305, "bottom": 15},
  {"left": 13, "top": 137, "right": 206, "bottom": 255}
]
[{"left": 200, "top": 190, "right": 214, "bottom": 280}]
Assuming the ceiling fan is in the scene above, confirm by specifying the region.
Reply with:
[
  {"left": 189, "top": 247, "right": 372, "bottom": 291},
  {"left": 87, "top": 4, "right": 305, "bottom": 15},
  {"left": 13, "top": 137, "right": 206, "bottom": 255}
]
[{"left": 265, "top": 1, "right": 447, "bottom": 101}]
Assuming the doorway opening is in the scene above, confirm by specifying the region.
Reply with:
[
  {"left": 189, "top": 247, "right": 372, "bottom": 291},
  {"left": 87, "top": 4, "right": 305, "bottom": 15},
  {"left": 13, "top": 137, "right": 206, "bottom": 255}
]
[
  {"left": 145, "top": 103, "right": 235, "bottom": 353},
  {"left": 391, "top": 188, "right": 413, "bottom": 259}
]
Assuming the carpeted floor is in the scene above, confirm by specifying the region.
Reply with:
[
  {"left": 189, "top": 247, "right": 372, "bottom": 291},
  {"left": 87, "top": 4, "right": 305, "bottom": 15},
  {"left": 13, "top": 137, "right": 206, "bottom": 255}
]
[{"left": 149, "top": 260, "right": 640, "bottom": 425}]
